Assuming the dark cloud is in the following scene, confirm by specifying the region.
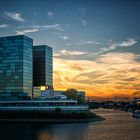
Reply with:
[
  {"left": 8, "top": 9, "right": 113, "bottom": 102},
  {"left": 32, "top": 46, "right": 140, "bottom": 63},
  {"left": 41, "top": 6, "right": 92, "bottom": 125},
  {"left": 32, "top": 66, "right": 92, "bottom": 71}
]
[
  {"left": 132, "top": 91, "right": 140, "bottom": 96},
  {"left": 130, "top": 67, "right": 140, "bottom": 72}
]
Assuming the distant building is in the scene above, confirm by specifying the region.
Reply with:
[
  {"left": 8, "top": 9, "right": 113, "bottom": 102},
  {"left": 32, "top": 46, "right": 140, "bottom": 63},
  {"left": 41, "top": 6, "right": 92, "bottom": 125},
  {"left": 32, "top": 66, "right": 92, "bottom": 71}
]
[
  {"left": 33, "top": 45, "right": 53, "bottom": 96},
  {"left": 0, "top": 35, "right": 33, "bottom": 100}
]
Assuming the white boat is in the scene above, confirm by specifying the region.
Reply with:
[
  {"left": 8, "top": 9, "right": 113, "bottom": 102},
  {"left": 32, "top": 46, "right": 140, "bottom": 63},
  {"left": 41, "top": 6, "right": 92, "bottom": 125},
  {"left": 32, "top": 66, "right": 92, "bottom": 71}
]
[{"left": 133, "top": 110, "right": 140, "bottom": 118}]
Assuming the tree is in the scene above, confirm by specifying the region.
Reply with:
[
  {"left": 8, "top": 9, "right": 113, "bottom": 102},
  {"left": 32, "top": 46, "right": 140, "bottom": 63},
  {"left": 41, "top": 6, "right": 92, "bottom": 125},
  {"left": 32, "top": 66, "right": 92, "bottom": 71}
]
[
  {"left": 63, "top": 88, "right": 87, "bottom": 105},
  {"left": 63, "top": 88, "right": 77, "bottom": 100}
]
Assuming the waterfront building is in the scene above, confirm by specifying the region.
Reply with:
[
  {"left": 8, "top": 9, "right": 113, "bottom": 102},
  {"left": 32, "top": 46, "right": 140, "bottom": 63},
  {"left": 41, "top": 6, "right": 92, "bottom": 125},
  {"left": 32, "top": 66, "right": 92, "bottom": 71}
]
[
  {"left": 0, "top": 35, "right": 33, "bottom": 100},
  {"left": 0, "top": 100, "right": 89, "bottom": 112},
  {"left": 33, "top": 45, "right": 53, "bottom": 96},
  {"left": 34, "top": 90, "right": 85, "bottom": 100}
]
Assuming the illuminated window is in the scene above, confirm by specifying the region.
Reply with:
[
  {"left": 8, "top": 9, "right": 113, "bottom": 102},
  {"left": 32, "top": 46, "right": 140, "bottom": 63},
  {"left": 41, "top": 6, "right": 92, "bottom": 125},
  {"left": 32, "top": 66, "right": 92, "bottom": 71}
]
[{"left": 40, "top": 86, "right": 45, "bottom": 91}]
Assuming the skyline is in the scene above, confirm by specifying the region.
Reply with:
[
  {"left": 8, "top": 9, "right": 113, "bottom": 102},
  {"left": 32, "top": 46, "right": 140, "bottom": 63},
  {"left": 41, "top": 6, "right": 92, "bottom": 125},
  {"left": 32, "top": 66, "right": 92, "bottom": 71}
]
[{"left": 0, "top": 0, "right": 140, "bottom": 97}]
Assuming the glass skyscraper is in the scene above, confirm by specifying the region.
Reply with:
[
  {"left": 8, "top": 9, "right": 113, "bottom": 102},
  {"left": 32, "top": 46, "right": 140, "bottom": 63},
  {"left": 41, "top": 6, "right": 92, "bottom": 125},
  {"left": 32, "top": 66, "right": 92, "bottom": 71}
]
[
  {"left": 0, "top": 35, "right": 33, "bottom": 100},
  {"left": 33, "top": 45, "right": 53, "bottom": 90}
]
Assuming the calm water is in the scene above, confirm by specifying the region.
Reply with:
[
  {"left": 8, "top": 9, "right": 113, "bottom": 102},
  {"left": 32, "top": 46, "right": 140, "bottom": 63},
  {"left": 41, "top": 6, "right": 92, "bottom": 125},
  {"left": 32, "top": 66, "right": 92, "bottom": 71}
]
[{"left": 0, "top": 109, "right": 140, "bottom": 140}]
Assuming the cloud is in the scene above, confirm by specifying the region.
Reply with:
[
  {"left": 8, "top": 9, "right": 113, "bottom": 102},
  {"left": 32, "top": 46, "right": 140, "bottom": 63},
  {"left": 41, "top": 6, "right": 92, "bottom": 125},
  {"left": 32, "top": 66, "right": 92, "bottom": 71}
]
[
  {"left": 0, "top": 24, "right": 9, "bottom": 28},
  {"left": 110, "top": 38, "right": 137, "bottom": 49},
  {"left": 60, "top": 49, "right": 86, "bottom": 56},
  {"left": 60, "top": 35, "right": 69, "bottom": 40},
  {"left": 53, "top": 53, "right": 62, "bottom": 57},
  {"left": 66, "top": 40, "right": 100, "bottom": 46},
  {"left": 16, "top": 24, "right": 64, "bottom": 35},
  {"left": 130, "top": 67, "right": 140, "bottom": 72},
  {"left": 96, "top": 52, "right": 137, "bottom": 64},
  {"left": 76, "top": 40, "right": 100, "bottom": 45},
  {"left": 16, "top": 28, "right": 39, "bottom": 35},
  {"left": 54, "top": 49, "right": 87, "bottom": 57},
  {"left": 81, "top": 20, "right": 87, "bottom": 26},
  {"left": 30, "top": 24, "right": 64, "bottom": 31},
  {"left": 132, "top": 91, "right": 140, "bottom": 96},
  {"left": 53, "top": 32, "right": 69, "bottom": 40},
  {"left": 53, "top": 52, "right": 140, "bottom": 97},
  {"left": 47, "top": 11, "right": 55, "bottom": 18},
  {"left": 119, "top": 38, "right": 137, "bottom": 47},
  {"left": 101, "top": 44, "right": 116, "bottom": 53},
  {"left": 3, "top": 11, "right": 25, "bottom": 22},
  {"left": 93, "top": 38, "right": 138, "bottom": 55}
]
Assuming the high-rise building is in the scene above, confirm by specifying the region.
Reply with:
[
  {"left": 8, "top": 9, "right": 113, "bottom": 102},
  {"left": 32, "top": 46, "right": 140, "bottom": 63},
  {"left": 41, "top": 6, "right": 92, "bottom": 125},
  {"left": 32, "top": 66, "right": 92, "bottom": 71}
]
[
  {"left": 0, "top": 35, "right": 33, "bottom": 100},
  {"left": 33, "top": 45, "right": 53, "bottom": 91}
]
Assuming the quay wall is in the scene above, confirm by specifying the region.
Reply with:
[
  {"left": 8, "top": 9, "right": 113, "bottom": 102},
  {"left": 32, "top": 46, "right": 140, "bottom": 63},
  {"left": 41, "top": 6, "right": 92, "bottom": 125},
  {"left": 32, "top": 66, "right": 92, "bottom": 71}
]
[{"left": 0, "top": 106, "right": 89, "bottom": 113}]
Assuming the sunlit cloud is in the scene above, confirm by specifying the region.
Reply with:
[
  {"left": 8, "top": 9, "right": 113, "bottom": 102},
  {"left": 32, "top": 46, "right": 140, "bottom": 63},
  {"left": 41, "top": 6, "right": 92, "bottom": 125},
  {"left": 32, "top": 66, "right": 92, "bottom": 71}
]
[
  {"left": 53, "top": 52, "right": 140, "bottom": 97},
  {"left": 64, "top": 50, "right": 85, "bottom": 56},
  {"left": 0, "top": 24, "right": 9, "bottom": 28},
  {"left": 3, "top": 11, "right": 25, "bottom": 22},
  {"left": 54, "top": 49, "right": 86, "bottom": 57},
  {"left": 96, "top": 52, "right": 138, "bottom": 64},
  {"left": 132, "top": 91, "right": 140, "bottom": 96}
]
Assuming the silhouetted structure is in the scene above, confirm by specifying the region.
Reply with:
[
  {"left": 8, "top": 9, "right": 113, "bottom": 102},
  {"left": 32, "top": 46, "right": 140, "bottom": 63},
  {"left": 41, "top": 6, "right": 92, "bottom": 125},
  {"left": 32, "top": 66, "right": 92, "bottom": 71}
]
[{"left": 33, "top": 45, "right": 53, "bottom": 91}]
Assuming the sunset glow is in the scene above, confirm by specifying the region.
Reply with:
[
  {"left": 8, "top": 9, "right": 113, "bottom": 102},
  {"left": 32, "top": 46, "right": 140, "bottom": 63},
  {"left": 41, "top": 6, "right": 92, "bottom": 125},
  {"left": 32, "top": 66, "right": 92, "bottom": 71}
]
[{"left": 53, "top": 51, "right": 140, "bottom": 97}]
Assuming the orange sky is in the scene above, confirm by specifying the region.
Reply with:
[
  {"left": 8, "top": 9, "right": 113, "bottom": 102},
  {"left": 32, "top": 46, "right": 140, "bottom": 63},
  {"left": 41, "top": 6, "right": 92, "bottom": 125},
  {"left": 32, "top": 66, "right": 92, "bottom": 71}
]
[{"left": 53, "top": 52, "right": 140, "bottom": 98}]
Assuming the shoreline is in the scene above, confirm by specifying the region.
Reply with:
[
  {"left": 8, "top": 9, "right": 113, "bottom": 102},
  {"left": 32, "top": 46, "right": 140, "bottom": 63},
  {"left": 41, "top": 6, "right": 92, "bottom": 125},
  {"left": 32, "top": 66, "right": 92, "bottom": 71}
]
[{"left": 0, "top": 114, "right": 105, "bottom": 124}]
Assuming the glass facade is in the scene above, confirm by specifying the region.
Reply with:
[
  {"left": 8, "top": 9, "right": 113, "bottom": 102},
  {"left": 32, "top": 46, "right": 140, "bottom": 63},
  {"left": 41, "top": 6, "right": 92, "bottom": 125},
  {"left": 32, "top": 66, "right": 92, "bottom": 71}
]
[
  {"left": 33, "top": 45, "right": 53, "bottom": 88},
  {"left": 0, "top": 35, "right": 33, "bottom": 100}
]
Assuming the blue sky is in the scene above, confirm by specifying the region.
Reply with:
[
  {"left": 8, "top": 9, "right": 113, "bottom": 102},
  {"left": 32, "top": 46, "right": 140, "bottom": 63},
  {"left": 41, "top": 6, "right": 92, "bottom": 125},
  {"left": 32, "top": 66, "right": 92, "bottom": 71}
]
[{"left": 0, "top": 0, "right": 140, "bottom": 97}]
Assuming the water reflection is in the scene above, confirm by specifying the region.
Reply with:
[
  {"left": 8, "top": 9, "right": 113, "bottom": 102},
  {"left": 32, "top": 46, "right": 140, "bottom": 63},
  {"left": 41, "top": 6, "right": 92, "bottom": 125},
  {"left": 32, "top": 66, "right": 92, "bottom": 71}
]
[
  {"left": 0, "top": 110, "right": 140, "bottom": 140},
  {"left": 0, "top": 123, "right": 36, "bottom": 140},
  {"left": 37, "top": 123, "right": 89, "bottom": 140},
  {"left": 0, "top": 123, "right": 89, "bottom": 140}
]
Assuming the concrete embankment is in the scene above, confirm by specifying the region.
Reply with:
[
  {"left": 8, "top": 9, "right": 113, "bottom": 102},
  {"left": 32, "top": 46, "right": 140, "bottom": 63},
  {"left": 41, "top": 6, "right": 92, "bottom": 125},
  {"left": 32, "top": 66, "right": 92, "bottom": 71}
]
[{"left": 0, "top": 110, "right": 105, "bottom": 124}]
